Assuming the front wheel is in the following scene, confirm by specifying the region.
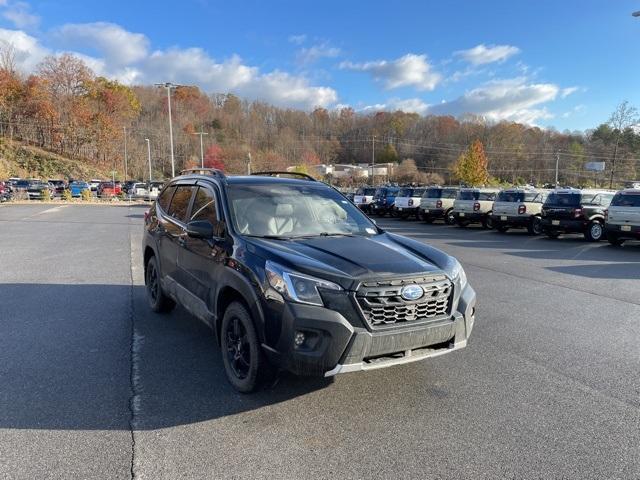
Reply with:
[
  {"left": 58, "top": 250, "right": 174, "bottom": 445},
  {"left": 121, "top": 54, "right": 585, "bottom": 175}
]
[
  {"left": 527, "top": 216, "right": 543, "bottom": 235},
  {"left": 482, "top": 214, "right": 494, "bottom": 230},
  {"left": 444, "top": 209, "right": 456, "bottom": 225},
  {"left": 221, "top": 302, "right": 272, "bottom": 393},
  {"left": 584, "top": 221, "right": 604, "bottom": 242}
]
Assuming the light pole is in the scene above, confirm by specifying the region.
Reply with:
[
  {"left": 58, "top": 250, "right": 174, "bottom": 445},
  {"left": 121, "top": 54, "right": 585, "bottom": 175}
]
[
  {"left": 123, "top": 126, "right": 128, "bottom": 182},
  {"left": 155, "top": 82, "right": 181, "bottom": 177},
  {"left": 145, "top": 138, "right": 152, "bottom": 183},
  {"left": 371, "top": 135, "right": 376, "bottom": 186},
  {"left": 192, "top": 131, "right": 209, "bottom": 168}
]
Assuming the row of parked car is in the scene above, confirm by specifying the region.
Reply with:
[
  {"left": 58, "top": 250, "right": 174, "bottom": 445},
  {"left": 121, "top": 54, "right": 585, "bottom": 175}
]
[
  {"left": 0, "top": 178, "right": 164, "bottom": 201},
  {"left": 350, "top": 185, "right": 640, "bottom": 246}
]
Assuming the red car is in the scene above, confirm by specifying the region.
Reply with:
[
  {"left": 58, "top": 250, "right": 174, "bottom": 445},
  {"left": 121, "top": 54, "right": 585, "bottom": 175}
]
[{"left": 97, "top": 182, "right": 122, "bottom": 197}]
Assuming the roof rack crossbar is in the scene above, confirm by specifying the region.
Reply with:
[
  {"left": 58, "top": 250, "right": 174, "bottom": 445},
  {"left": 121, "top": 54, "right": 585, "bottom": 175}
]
[
  {"left": 251, "top": 171, "right": 317, "bottom": 181},
  {"left": 180, "top": 168, "right": 226, "bottom": 179}
]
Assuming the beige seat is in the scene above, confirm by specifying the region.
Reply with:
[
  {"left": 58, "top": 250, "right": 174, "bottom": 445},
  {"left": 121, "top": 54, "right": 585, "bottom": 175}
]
[{"left": 267, "top": 204, "right": 295, "bottom": 236}]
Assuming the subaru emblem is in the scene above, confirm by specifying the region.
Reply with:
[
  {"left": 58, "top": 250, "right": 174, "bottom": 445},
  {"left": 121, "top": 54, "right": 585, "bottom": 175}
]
[{"left": 401, "top": 285, "right": 423, "bottom": 301}]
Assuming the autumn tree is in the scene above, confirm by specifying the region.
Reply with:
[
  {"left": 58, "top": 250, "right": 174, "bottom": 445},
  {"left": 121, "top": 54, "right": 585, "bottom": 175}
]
[
  {"left": 605, "top": 100, "right": 639, "bottom": 188},
  {"left": 452, "top": 139, "right": 490, "bottom": 186},
  {"left": 377, "top": 143, "right": 399, "bottom": 164},
  {"left": 204, "top": 144, "right": 225, "bottom": 171}
]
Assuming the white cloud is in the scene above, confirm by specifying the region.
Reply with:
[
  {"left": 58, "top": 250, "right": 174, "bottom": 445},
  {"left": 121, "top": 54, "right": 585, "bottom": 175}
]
[
  {"left": 561, "top": 86, "right": 579, "bottom": 98},
  {"left": 2, "top": 1, "right": 39, "bottom": 29},
  {"left": 0, "top": 28, "right": 49, "bottom": 71},
  {"left": 455, "top": 44, "right": 520, "bottom": 66},
  {"left": 288, "top": 34, "right": 307, "bottom": 45},
  {"left": 362, "top": 98, "right": 429, "bottom": 115},
  {"left": 296, "top": 42, "right": 341, "bottom": 64},
  {"left": 429, "top": 77, "right": 559, "bottom": 124},
  {"left": 340, "top": 53, "right": 441, "bottom": 91},
  {"left": 54, "top": 22, "right": 149, "bottom": 66}
]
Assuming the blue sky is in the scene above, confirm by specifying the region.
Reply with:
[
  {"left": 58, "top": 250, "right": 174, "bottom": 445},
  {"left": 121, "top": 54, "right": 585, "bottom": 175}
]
[{"left": 0, "top": 0, "right": 638, "bottom": 130}]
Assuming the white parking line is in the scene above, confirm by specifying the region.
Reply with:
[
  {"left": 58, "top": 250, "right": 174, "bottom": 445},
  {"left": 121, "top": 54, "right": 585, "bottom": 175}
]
[{"left": 32, "top": 205, "right": 69, "bottom": 216}]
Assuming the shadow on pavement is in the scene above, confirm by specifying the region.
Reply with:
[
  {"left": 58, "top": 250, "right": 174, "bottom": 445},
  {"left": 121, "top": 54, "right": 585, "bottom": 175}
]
[{"left": 0, "top": 283, "right": 331, "bottom": 432}]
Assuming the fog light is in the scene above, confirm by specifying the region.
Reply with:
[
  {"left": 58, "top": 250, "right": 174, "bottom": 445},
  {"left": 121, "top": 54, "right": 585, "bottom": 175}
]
[{"left": 294, "top": 331, "right": 306, "bottom": 347}]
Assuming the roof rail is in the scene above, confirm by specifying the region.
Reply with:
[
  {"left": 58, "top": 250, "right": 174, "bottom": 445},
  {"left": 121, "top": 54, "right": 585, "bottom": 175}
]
[
  {"left": 180, "top": 168, "right": 226, "bottom": 179},
  {"left": 251, "top": 171, "right": 317, "bottom": 181}
]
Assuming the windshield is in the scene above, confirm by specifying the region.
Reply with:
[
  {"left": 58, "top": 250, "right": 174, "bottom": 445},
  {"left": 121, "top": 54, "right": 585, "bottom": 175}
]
[
  {"left": 611, "top": 193, "right": 640, "bottom": 207},
  {"left": 227, "top": 183, "right": 379, "bottom": 238},
  {"left": 545, "top": 193, "right": 581, "bottom": 206}
]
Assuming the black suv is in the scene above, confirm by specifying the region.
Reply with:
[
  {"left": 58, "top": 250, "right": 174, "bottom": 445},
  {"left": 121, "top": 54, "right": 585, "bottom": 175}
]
[
  {"left": 142, "top": 169, "right": 476, "bottom": 392},
  {"left": 541, "top": 189, "right": 615, "bottom": 241}
]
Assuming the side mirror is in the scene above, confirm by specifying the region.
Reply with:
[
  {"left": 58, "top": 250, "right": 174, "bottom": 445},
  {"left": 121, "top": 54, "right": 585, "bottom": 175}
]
[{"left": 186, "top": 220, "right": 214, "bottom": 239}]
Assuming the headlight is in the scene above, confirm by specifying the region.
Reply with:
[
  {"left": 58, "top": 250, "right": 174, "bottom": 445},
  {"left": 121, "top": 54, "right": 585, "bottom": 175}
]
[
  {"left": 443, "top": 256, "right": 468, "bottom": 289},
  {"left": 265, "top": 261, "right": 341, "bottom": 306}
]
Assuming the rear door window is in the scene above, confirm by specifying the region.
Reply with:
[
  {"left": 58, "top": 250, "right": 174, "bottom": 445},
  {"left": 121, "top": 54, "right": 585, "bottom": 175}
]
[
  {"left": 167, "top": 186, "right": 194, "bottom": 222},
  {"left": 189, "top": 187, "right": 218, "bottom": 224}
]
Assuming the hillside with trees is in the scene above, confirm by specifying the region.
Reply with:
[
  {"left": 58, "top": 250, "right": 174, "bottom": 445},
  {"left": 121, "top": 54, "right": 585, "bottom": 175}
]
[{"left": 0, "top": 45, "right": 638, "bottom": 187}]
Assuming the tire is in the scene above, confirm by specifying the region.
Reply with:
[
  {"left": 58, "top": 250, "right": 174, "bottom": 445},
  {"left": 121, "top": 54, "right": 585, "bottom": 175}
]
[
  {"left": 221, "top": 301, "right": 272, "bottom": 393},
  {"left": 482, "top": 214, "right": 494, "bottom": 230},
  {"left": 145, "top": 256, "right": 175, "bottom": 313},
  {"left": 527, "top": 216, "right": 543, "bottom": 236},
  {"left": 584, "top": 220, "right": 604, "bottom": 242},
  {"left": 606, "top": 232, "right": 625, "bottom": 247},
  {"left": 444, "top": 209, "right": 456, "bottom": 225}
]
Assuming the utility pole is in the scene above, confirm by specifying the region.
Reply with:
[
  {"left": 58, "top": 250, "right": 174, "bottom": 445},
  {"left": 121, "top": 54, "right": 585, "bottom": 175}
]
[
  {"left": 371, "top": 135, "right": 376, "bottom": 186},
  {"left": 123, "top": 127, "right": 128, "bottom": 182},
  {"left": 192, "top": 131, "right": 209, "bottom": 168},
  {"left": 145, "top": 138, "right": 152, "bottom": 182},
  {"left": 246, "top": 152, "right": 252, "bottom": 175},
  {"left": 555, "top": 152, "right": 560, "bottom": 187},
  {"left": 155, "top": 82, "right": 181, "bottom": 177}
]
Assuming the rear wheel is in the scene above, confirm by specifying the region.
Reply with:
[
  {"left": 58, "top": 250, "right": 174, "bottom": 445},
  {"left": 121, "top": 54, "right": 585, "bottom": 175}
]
[
  {"left": 221, "top": 302, "right": 272, "bottom": 393},
  {"left": 527, "top": 216, "right": 543, "bottom": 235},
  {"left": 584, "top": 221, "right": 604, "bottom": 242},
  {"left": 607, "top": 232, "right": 625, "bottom": 246},
  {"left": 145, "top": 256, "right": 175, "bottom": 313}
]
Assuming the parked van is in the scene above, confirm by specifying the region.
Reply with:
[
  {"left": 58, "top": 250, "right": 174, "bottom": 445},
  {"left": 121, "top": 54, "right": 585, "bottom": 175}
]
[
  {"left": 420, "top": 186, "right": 459, "bottom": 225},
  {"left": 605, "top": 188, "right": 640, "bottom": 245},
  {"left": 452, "top": 188, "right": 500, "bottom": 228},
  {"left": 491, "top": 187, "right": 548, "bottom": 235},
  {"left": 369, "top": 186, "right": 399, "bottom": 216},
  {"left": 394, "top": 187, "right": 426, "bottom": 219}
]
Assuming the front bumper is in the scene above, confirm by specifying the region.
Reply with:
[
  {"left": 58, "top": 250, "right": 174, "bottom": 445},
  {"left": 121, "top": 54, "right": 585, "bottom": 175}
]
[
  {"left": 605, "top": 223, "right": 640, "bottom": 239},
  {"left": 267, "top": 285, "right": 476, "bottom": 377}
]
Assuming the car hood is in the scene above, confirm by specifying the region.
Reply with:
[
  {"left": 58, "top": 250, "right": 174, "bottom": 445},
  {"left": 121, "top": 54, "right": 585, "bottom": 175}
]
[{"left": 246, "top": 233, "right": 449, "bottom": 289}]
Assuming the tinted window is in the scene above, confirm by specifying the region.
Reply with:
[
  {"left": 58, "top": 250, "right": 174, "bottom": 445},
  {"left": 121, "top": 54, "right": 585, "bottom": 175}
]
[
  {"left": 157, "top": 185, "right": 176, "bottom": 212},
  {"left": 398, "top": 188, "right": 413, "bottom": 197},
  {"left": 190, "top": 187, "right": 218, "bottom": 224},
  {"left": 545, "top": 193, "right": 581, "bottom": 206},
  {"left": 497, "top": 191, "right": 524, "bottom": 202},
  {"left": 413, "top": 189, "right": 426, "bottom": 197},
  {"left": 611, "top": 193, "right": 640, "bottom": 207},
  {"left": 424, "top": 188, "right": 443, "bottom": 199},
  {"left": 458, "top": 191, "right": 479, "bottom": 200},
  {"left": 442, "top": 189, "right": 458, "bottom": 199},
  {"left": 167, "top": 186, "right": 194, "bottom": 222},
  {"left": 478, "top": 192, "right": 496, "bottom": 201}
]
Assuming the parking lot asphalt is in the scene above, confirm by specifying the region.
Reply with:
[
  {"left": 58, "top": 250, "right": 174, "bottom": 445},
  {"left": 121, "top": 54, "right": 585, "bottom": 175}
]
[{"left": 1, "top": 204, "right": 638, "bottom": 480}]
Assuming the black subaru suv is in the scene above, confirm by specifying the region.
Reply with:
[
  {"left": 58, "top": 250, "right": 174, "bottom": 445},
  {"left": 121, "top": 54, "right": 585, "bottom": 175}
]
[
  {"left": 142, "top": 169, "right": 476, "bottom": 392},
  {"left": 541, "top": 189, "right": 615, "bottom": 241}
]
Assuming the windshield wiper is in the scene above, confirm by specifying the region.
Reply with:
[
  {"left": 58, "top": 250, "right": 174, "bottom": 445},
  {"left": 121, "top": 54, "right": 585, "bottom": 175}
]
[
  {"left": 290, "top": 232, "right": 355, "bottom": 239},
  {"left": 245, "top": 234, "right": 293, "bottom": 240}
]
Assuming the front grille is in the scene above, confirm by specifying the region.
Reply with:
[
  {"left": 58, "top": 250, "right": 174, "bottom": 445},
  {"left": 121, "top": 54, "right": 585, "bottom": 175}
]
[{"left": 355, "top": 275, "right": 453, "bottom": 329}]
